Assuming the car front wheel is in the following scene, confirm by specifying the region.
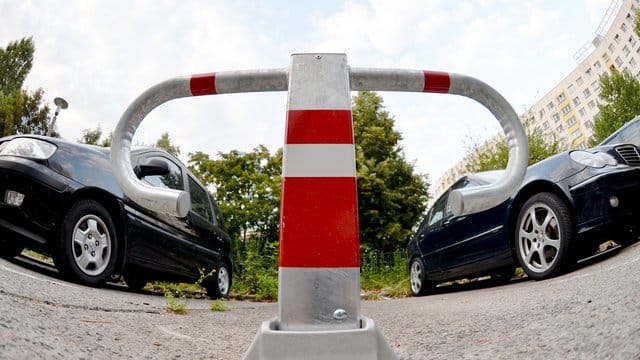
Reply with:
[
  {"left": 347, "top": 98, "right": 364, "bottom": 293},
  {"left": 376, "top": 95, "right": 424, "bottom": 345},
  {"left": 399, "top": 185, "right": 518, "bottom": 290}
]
[
  {"left": 205, "top": 262, "right": 231, "bottom": 299},
  {"left": 515, "top": 192, "right": 574, "bottom": 280},
  {"left": 55, "top": 200, "right": 118, "bottom": 286},
  {"left": 410, "top": 257, "right": 430, "bottom": 296}
]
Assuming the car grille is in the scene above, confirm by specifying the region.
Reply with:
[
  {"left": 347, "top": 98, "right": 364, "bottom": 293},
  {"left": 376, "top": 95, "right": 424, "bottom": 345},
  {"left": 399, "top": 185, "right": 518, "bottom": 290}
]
[{"left": 615, "top": 144, "right": 640, "bottom": 166}]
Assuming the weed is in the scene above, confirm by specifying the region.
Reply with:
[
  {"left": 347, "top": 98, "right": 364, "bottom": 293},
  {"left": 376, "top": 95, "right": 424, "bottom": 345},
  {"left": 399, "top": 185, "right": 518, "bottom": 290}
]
[
  {"left": 209, "top": 299, "right": 229, "bottom": 312},
  {"left": 165, "top": 291, "right": 188, "bottom": 314},
  {"left": 23, "top": 249, "right": 54, "bottom": 265}
]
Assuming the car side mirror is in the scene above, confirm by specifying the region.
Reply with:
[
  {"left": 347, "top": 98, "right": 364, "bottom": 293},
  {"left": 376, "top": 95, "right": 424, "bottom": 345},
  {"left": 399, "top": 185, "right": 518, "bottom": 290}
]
[{"left": 134, "top": 158, "right": 170, "bottom": 179}]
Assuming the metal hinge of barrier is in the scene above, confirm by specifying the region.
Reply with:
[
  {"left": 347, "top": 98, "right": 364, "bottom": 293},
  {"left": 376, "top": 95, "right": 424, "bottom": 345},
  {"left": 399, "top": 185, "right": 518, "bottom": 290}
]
[{"left": 110, "top": 53, "right": 528, "bottom": 360}]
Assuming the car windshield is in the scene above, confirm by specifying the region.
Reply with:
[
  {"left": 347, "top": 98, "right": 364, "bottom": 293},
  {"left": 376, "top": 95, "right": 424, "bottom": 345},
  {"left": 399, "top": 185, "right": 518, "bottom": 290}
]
[{"left": 599, "top": 116, "right": 640, "bottom": 146}]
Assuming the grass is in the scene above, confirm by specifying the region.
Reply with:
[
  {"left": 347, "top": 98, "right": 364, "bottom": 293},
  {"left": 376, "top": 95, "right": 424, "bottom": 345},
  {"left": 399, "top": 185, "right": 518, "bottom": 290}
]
[
  {"left": 164, "top": 291, "right": 188, "bottom": 314},
  {"left": 23, "top": 249, "right": 54, "bottom": 265},
  {"left": 209, "top": 299, "right": 229, "bottom": 312}
]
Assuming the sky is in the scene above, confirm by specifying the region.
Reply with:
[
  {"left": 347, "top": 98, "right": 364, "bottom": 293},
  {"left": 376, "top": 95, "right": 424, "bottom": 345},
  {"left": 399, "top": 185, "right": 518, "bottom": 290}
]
[{"left": 0, "top": 0, "right": 614, "bottom": 189}]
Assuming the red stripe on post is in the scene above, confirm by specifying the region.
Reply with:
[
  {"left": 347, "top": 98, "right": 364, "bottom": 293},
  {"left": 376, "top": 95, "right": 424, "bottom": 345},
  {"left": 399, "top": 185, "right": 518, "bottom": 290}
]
[
  {"left": 286, "top": 110, "right": 354, "bottom": 144},
  {"left": 190, "top": 73, "right": 217, "bottom": 96},
  {"left": 423, "top": 71, "right": 450, "bottom": 93},
  {"left": 279, "top": 177, "right": 360, "bottom": 268}
]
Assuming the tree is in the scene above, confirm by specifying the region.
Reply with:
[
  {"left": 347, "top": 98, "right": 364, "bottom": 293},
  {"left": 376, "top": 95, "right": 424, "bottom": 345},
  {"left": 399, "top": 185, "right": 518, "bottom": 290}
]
[
  {"left": 465, "top": 119, "right": 563, "bottom": 172},
  {"left": 589, "top": 69, "right": 640, "bottom": 145},
  {"left": 0, "top": 37, "right": 52, "bottom": 136},
  {"left": 155, "top": 132, "right": 180, "bottom": 157},
  {"left": 188, "top": 146, "right": 282, "bottom": 254},
  {"left": 78, "top": 125, "right": 112, "bottom": 147},
  {"left": 79, "top": 126, "right": 103, "bottom": 145},
  {"left": 635, "top": 10, "right": 640, "bottom": 39},
  {"left": 352, "top": 91, "right": 430, "bottom": 252},
  {"left": 0, "top": 37, "right": 34, "bottom": 94}
]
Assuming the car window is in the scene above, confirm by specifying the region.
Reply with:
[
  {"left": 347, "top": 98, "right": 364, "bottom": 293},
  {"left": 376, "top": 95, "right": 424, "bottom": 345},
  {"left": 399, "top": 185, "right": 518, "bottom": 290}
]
[
  {"left": 141, "top": 156, "right": 183, "bottom": 191},
  {"left": 428, "top": 194, "right": 448, "bottom": 227},
  {"left": 188, "top": 176, "right": 213, "bottom": 222},
  {"left": 450, "top": 178, "right": 470, "bottom": 191},
  {"left": 604, "top": 118, "right": 640, "bottom": 146}
]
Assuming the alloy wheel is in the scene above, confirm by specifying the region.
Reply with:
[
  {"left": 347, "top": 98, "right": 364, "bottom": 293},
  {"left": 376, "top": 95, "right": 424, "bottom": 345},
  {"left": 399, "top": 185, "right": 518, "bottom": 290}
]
[{"left": 517, "top": 203, "right": 562, "bottom": 274}]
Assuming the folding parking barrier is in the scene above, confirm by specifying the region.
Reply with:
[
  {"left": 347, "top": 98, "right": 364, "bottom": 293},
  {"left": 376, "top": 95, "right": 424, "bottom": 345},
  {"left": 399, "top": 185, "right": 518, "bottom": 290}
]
[{"left": 111, "top": 53, "right": 528, "bottom": 359}]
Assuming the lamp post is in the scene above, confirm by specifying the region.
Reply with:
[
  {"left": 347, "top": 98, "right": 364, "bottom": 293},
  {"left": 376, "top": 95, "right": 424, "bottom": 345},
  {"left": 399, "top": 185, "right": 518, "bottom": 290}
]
[{"left": 47, "top": 97, "right": 68, "bottom": 137}]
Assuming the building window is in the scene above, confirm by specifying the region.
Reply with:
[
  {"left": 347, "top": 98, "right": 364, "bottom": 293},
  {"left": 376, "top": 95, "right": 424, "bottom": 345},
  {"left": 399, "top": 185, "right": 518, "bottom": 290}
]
[
  {"left": 621, "top": 23, "right": 628, "bottom": 33},
  {"left": 571, "top": 129, "right": 582, "bottom": 140},
  {"left": 576, "top": 77, "right": 584, "bottom": 86},
  {"left": 624, "top": 45, "right": 631, "bottom": 56},
  {"left": 588, "top": 100, "right": 596, "bottom": 109},
  {"left": 556, "top": 93, "right": 566, "bottom": 103},
  {"left": 591, "top": 81, "right": 600, "bottom": 92},
  {"left": 585, "top": 120, "right": 594, "bottom": 129},
  {"left": 583, "top": 88, "right": 591, "bottom": 98},
  {"left": 616, "top": 56, "right": 624, "bottom": 66},
  {"left": 543, "top": 121, "right": 549, "bottom": 129},
  {"left": 614, "top": 34, "right": 621, "bottom": 43},
  {"left": 538, "top": 109, "right": 545, "bottom": 118},
  {"left": 561, "top": 104, "right": 572, "bottom": 115},
  {"left": 567, "top": 116, "right": 577, "bottom": 127},
  {"left": 602, "top": 53, "right": 610, "bottom": 62},
  {"left": 556, "top": 125, "right": 563, "bottom": 132},
  {"left": 552, "top": 113, "right": 561, "bottom": 122},
  {"left": 594, "top": 60, "right": 602, "bottom": 70},
  {"left": 573, "top": 97, "right": 581, "bottom": 106},
  {"left": 547, "top": 101, "right": 554, "bottom": 110},
  {"left": 629, "top": 36, "right": 637, "bottom": 48},
  {"left": 585, "top": 68, "right": 593, "bottom": 77},
  {"left": 631, "top": 58, "right": 637, "bottom": 68},
  {"left": 567, "top": 84, "right": 575, "bottom": 93},
  {"left": 577, "top": 142, "right": 587, "bottom": 150},
  {"left": 578, "top": 107, "right": 586, "bottom": 117},
  {"left": 608, "top": 43, "right": 616, "bottom": 52}
]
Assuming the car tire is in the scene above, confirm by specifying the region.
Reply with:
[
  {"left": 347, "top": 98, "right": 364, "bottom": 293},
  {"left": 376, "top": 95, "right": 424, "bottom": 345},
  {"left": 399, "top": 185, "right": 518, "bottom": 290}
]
[
  {"left": 515, "top": 192, "right": 574, "bottom": 280},
  {"left": 410, "top": 257, "right": 431, "bottom": 296},
  {"left": 54, "top": 200, "right": 118, "bottom": 286},
  {"left": 204, "top": 262, "right": 231, "bottom": 299}
]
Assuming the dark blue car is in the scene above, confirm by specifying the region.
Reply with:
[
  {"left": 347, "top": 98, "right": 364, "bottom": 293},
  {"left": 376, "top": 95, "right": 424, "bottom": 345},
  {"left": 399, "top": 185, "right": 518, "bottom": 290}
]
[{"left": 408, "top": 143, "right": 640, "bottom": 296}]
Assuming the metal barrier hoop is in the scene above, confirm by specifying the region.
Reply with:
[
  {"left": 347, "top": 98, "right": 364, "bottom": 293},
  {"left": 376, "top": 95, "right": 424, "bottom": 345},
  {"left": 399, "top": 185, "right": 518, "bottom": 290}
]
[{"left": 112, "top": 67, "right": 527, "bottom": 218}]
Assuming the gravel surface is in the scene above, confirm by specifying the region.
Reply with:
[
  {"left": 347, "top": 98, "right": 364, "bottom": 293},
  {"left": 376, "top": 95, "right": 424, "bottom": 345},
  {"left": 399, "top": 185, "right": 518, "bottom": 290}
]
[{"left": 1, "top": 242, "right": 639, "bottom": 359}]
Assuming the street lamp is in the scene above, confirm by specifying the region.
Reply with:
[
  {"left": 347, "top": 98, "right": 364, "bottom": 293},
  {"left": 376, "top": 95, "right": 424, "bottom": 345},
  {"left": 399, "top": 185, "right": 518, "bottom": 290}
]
[{"left": 47, "top": 97, "right": 69, "bottom": 137}]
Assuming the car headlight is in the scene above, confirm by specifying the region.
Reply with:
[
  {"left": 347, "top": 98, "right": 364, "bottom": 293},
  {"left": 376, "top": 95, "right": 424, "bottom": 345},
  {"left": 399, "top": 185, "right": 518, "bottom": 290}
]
[
  {"left": 569, "top": 150, "right": 618, "bottom": 168},
  {"left": 0, "top": 138, "right": 57, "bottom": 160}
]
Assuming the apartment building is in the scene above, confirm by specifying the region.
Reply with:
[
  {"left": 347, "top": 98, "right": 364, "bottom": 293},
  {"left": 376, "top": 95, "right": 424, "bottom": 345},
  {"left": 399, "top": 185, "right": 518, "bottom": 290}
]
[{"left": 432, "top": 0, "right": 640, "bottom": 201}]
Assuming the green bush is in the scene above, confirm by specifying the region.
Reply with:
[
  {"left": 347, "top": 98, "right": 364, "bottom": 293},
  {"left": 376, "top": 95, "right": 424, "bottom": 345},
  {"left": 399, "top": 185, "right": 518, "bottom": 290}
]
[
  {"left": 234, "top": 241, "right": 279, "bottom": 301},
  {"left": 360, "top": 249, "right": 408, "bottom": 295}
]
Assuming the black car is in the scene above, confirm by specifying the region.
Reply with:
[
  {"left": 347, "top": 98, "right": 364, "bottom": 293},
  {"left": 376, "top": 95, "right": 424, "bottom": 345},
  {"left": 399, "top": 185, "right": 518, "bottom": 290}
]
[
  {"left": 599, "top": 115, "right": 640, "bottom": 147},
  {"left": 0, "top": 135, "right": 232, "bottom": 298},
  {"left": 408, "top": 143, "right": 640, "bottom": 296}
]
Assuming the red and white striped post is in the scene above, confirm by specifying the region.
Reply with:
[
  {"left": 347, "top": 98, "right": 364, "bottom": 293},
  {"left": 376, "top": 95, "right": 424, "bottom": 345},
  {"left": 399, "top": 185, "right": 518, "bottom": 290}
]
[{"left": 278, "top": 54, "right": 361, "bottom": 331}]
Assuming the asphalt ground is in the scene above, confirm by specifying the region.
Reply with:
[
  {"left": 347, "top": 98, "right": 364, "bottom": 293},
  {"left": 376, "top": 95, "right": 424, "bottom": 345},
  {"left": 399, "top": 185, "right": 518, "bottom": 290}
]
[{"left": 1, "top": 241, "right": 639, "bottom": 359}]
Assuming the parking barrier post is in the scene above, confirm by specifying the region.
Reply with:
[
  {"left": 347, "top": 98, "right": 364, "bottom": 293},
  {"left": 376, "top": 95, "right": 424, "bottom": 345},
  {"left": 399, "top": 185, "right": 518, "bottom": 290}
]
[{"left": 110, "top": 53, "right": 528, "bottom": 360}]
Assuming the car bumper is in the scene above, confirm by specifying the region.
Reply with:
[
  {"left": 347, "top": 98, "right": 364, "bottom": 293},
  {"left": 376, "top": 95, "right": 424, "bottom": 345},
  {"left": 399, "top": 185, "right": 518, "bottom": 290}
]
[
  {"left": 569, "top": 166, "right": 640, "bottom": 240},
  {"left": 0, "top": 156, "right": 74, "bottom": 245}
]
